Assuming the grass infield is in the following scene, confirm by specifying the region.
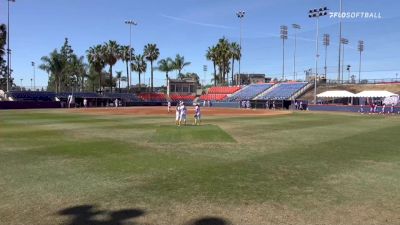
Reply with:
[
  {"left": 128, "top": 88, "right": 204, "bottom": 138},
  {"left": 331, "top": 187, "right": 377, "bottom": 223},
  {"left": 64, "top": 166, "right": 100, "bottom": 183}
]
[{"left": 0, "top": 109, "right": 399, "bottom": 225}]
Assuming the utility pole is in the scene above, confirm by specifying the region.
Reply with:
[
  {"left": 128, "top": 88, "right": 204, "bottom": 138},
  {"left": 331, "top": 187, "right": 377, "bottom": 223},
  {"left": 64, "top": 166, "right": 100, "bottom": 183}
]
[
  {"left": 203, "top": 65, "right": 207, "bottom": 87},
  {"left": 280, "top": 25, "right": 288, "bottom": 81},
  {"left": 125, "top": 20, "right": 137, "bottom": 92},
  {"left": 31, "top": 61, "right": 36, "bottom": 91},
  {"left": 6, "top": 0, "right": 16, "bottom": 93},
  {"left": 323, "top": 34, "right": 330, "bottom": 79},
  {"left": 292, "top": 24, "right": 301, "bottom": 81},
  {"left": 309, "top": 7, "right": 329, "bottom": 104},
  {"left": 236, "top": 11, "right": 245, "bottom": 86},
  {"left": 340, "top": 38, "right": 349, "bottom": 83},
  {"left": 337, "top": 0, "right": 343, "bottom": 82},
  {"left": 357, "top": 40, "right": 364, "bottom": 83}
]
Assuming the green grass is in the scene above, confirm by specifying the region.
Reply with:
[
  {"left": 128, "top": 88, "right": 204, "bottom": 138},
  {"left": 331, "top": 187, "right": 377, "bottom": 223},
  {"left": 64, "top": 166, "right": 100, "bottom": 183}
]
[{"left": 1, "top": 109, "right": 400, "bottom": 225}]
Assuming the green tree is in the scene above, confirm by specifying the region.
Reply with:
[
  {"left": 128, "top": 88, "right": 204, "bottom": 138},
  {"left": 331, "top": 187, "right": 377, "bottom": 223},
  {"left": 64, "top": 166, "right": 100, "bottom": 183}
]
[
  {"left": 0, "top": 24, "right": 7, "bottom": 90},
  {"left": 173, "top": 54, "right": 191, "bottom": 76},
  {"left": 69, "top": 55, "right": 88, "bottom": 92},
  {"left": 120, "top": 45, "right": 134, "bottom": 90},
  {"left": 115, "top": 71, "right": 123, "bottom": 92},
  {"left": 157, "top": 57, "right": 174, "bottom": 79},
  {"left": 0, "top": 24, "right": 6, "bottom": 61},
  {"left": 87, "top": 45, "right": 106, "bottom": 91},
  {"left": 39, "top": 49, "right": 66, "bottom": 93},
  {"left": 103, "top": 40, "right": 121, "bottom": 92},
  {"left": 131, "top": 54, "right": 147, "bottom": 92},
  {"left": 215, "top": 37, "right": 231, "bottom": 85},
  {"left": 230, "top": 42, "right": 241, "bottom": 85},
  {"left": 206, "top": 46, "right": 218, "bottom": 86},
  {"left": 143, "top": 43, "right": 160, "bottom": 92}
]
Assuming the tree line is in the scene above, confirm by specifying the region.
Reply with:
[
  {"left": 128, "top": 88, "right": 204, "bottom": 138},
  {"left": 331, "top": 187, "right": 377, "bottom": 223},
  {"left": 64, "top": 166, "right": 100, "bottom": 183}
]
[
  {"left": 1, "top": 30, "right": 240, "bottom": 92},
  {"left": 39, "top": 39, "right": 197, "bottom": 93},
  {"left": 0, "top": 24, "right": 9, "bottom": 90}
]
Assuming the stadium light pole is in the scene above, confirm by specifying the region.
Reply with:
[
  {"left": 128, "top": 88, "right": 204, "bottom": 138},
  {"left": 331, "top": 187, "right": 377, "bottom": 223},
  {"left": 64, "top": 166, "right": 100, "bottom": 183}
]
[
  {"left": 340, "top": 38, "right": 349, "bottom": 83},
  {"left": 6, "top": 0, "right": 16, "bottom": 93},
  {"left": 292, "top": 24, "right": 301, "bottom": 81},
  {"left": 337, "top": 0, "right": 343, "bottom": 82},
  {"left": 203, "top": 65, "right": 207, "bottom": 87},
  {"left": 31, "top": 61, "right": 35, "bottom": 91},
  {"left": 323, "top": 34, "right": 330, "bottom": 79},
  {"left": 309, "top": 7, "right": 329, "bottom": 104},
  {"left": 357, "top": 40, "right": 364, "bottom": 83},
  {"left": 236, "top": 11, "right": 245, "bottom": 86},
  {"left": 280, "top": 25, "right": 288, "bottom": 81},
  {"left": 125, "top": 20, "right": 137, "bottom": 92}
]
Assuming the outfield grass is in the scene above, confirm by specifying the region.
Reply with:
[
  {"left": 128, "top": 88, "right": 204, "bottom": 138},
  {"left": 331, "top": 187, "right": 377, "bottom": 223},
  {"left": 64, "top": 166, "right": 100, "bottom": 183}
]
[{"left": 0, "top": 109, "right": 400, "bottom": 225}]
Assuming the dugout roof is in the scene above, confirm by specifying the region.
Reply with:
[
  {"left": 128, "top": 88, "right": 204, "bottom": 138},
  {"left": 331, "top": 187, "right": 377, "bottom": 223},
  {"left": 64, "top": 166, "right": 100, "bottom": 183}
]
[
  {"left": 355, "top": 90, "right": 398, "bottom": 98},
  {"left": 317, "top": 90, "right": 355, "bottom": 98}
]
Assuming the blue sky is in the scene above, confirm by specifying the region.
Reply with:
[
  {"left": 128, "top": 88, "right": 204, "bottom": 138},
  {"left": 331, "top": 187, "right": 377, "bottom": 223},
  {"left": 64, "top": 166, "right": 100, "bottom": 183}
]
[{"left": 1, "top": 0, "right": 400, "bottom": 88}]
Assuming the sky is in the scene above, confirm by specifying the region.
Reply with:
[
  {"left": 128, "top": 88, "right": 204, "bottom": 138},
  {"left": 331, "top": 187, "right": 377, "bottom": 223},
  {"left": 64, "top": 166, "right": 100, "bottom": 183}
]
[{"left": 1, "top": 0, "right": 400, "bottom": 88}]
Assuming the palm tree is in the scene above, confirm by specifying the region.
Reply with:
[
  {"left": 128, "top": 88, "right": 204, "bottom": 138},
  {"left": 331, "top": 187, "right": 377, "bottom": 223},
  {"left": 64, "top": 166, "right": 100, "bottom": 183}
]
[
  {"left": 0, "top": 24, "right": 6, "bottom": 61},
  {"left": 87, "top": 45, "right": 105, "bottom": 91},
  {"left": 39, "top": 50, "right": 66, "bottom": 93},
  {"left": 131, "top": 54, "right": 147, "bottom": 92},
  {"left": 143, "top": 43, "right": 160, "bottom": 92},
  {"left": 157, "top": 58, "right": 174, "bottom": 79},
  {"left": 173, "top": 54, "right": 191, "bottom": 76},
  {"left": 230, "top": 42, "right": 241, "bottom": 85},
  {"left": 115, "top": 71, "right": 122, "bottom": 92},
  {"left": 103, "top": 40, "right": 121, "bottom": 92},
  {"left": 120, "top": 45, "right": 134, "bottom": 91},
  {"left": 206, "top": 46, "right": 218, "bottom": 86},
  {"left": 215, "top": 37, "right": 231, "bottom": 85},
  {"left": 69, "top": 55, "right": 88, "bottom": 92}
]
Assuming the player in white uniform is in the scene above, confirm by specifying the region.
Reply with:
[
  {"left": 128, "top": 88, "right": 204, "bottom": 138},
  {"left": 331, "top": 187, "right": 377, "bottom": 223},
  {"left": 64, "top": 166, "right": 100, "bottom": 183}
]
[
  {"left": 167, "top": 101, "right": 171, "bottom": 113},
  {"left": 194, "top": 104, "right": 201, "bottom": 125},
  {"left": 175, "top": 105, "right": 180, "bottom": 125},
  {"left": 179, "top": 102, "right": 187, "bottom": 126}
]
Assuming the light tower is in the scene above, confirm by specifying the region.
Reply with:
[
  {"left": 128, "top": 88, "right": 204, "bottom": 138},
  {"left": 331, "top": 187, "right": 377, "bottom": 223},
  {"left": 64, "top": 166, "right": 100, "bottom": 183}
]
[
  {"left": 292, "top": 24, "right": 301, "bottom": 81},
  {"left": 323, "top": 34, "right": 330, "bottom": 79},
  {"left": 236, "top": 11, "right": 245, "bottom": 85},
  {"left": 340, "top": 38, "right": 349, "bottom": 83},
  {"left": 280, "top": 25, "right": 288, "bottom": 81},
  {"left": 124, "top": 20, "right": 137, "bottom": 92},
  {"left": 357, "top": 40, "right": 364, "bottom": 83},
  {"left": 308, "top": 6, "right": 329, "bottom": 104}
]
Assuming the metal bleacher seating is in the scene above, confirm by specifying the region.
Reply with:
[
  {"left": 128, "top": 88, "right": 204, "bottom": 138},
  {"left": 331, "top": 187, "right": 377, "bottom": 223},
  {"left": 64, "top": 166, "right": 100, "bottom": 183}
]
[
  {"left": 258, "top": 82, "right": 308, "bottom": 100},
  {"left": 8, "top": 91, "right": 56, "bottom": 101},
  {"left": 228, "top": 83, "right": 273, "bottom": 101}
]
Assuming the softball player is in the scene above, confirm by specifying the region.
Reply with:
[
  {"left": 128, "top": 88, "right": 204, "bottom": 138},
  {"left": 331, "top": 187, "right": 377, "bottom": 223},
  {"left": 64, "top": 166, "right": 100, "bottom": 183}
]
[
  {"left": 194, "top": 104, "right": 201, "bottom": 125},
  {"left": 179, "top": 102, "right": 187, "bottom": 126},
  {"left": 175, "top": 105, "right": 180, "bottom": 125}
]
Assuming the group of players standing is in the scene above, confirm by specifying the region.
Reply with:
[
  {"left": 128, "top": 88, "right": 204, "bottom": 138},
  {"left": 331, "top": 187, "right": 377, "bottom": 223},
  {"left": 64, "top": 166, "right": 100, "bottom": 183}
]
[{"left": 168, "top": 101, "right": 201, "bottom": 126}]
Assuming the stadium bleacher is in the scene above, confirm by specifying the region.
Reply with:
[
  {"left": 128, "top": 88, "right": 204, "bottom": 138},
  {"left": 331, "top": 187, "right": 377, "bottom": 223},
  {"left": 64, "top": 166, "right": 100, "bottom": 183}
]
[
  {"left": 105, "top": 93, "right": 141, "bottom": 102},
  {"left": 138, "top": 93, "right": 167, "bottom": 102},
  {"left": 8, "top": 91, "right": 56, "bottom": 101},
  {"left": 56, "top": 92, "right": 100, "bottom": 99},
  {"left": 199, "top": 94, "right": 227, "bottom": 101},
  {"left": 170, "top": 94, "right": 195, "bottom": 102},
  {"left": 199, "top": 86, "right": 241, "bottom": 102},
  {"left": 207, "top": 86, "right": 241, "bottom": 94},
  {"left": 258, "top": 82, "right": 308, "bottom": 100},
  {"left": 228, "top": 83, "right": 273, "bottom": 101}
]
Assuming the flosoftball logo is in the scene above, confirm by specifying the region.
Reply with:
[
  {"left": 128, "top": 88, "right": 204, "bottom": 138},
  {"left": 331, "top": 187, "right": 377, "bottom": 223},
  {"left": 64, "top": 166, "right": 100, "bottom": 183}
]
[{"left": 330, "top": 12, "right": 382, "bottom": 19}]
